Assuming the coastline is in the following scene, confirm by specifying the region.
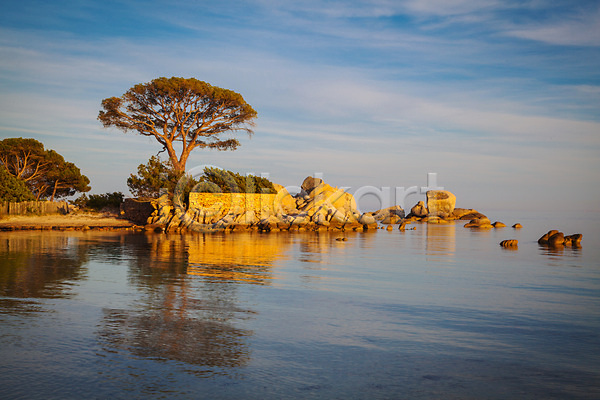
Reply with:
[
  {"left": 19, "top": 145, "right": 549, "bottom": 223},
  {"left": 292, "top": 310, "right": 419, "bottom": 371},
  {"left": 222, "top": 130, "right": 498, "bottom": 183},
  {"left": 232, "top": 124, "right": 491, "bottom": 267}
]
[{"left": 0, "top": 212, "right": 135, "bottom": 231}]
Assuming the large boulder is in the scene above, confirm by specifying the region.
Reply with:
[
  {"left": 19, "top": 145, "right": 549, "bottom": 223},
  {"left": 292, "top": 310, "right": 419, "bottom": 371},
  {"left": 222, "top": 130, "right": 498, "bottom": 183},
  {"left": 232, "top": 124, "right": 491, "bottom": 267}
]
[
  {"left": 297, "top": 176, "right": 359, "bottom": 223},
  {"left": 410, "top": 201, "right": 428, "bottom": 218},
  {"left": 426, "top": 190, "right": 456, "bottom": 218},
  {"left": 273, "top": 183, "right": 298, "bottom": 215},
  {"left": 301, "top": 176, "right": 324, "bottom": 193}
]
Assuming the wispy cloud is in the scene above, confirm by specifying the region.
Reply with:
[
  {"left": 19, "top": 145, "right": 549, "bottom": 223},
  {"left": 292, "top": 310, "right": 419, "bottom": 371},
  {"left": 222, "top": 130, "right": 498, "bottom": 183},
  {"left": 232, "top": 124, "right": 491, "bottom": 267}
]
[
  {"left": 0, "top": 0, "right": 598, "bottom": 209},
  {"left": 506, "top": 6, "right": 600, "bottom": 46}
]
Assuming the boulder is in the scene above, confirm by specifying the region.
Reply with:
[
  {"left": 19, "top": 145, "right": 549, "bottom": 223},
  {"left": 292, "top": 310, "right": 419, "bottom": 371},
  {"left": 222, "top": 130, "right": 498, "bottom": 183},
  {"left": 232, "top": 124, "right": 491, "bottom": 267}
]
[
  {"left": 373, "top": 205, "right": 405, "bottom": 224},
  {"left": 538, "top": 230, "right": 560, "bottom": 245},
  {"left": 273, "top": 184, "right": 298, "bottom": 215},
  {"left": 451, "top": 208, "right": 480, "bottom": 220},
  {"left": 538, "top": 230, "right": 582, "bottom": 247},
  {"left": 500, "top": 239, "right": 518, "bottom": 248},
  {"left": 301, "top": 176, "right": 324, "bottom": 193},
  {"left": 548, "top": 232, "right": 565, "bottom": 246},
  {"left": 492, "top": 221, "right": 506, "bottom": 228},
  {"left": 410, "top": 201, "right": 428, "bottom": 218},
  {"left": 512, "top": 223, "right": 522, "bottom": 229},
  {"left": 464, "top": 217, "right": 493, "bottom": 229},
  {"left": 564, "top": 234, "right": 583, "bottom": 246},
  {"left": 426, "top": 190, "right": 456, "bottom": 218},
  {"left": 358, "top": 213, "right": 376, "bottom": 225}
]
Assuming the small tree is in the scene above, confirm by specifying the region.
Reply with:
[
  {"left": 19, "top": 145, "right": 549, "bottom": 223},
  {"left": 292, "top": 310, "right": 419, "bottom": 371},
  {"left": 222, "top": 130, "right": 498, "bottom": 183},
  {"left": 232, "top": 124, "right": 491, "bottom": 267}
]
[
  {"left": 98, "top": 77, "right": 257, "bottom": 174},
  {"left": 32, "top": 151, "right": 91, "bottom": 201},
  {"left": 127, "top": 156, "right": 183, "bottom": 198},
  {"left": 0, "top": 138, "right": 91, "bottom": 201}
]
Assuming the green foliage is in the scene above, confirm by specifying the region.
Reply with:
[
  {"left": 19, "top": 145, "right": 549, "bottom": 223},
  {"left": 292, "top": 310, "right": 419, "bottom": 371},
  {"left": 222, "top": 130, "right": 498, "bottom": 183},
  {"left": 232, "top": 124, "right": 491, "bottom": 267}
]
[
  {"left": 0, "top": 137, "right": 90, "bottom": 200},
  {"left": 195, "top": 167, "right": 276, "bottom": 194},
  {"left": 71, "top": 192, "right": 124, "bottom": 211},
  {"left": 127, "top": 156, "right": 186, "bottom": 199},
  {"left": 0, "top": 166, "right": 35, "bottom": 202},
  {"left": 0, "top": 137, "right": 50, "bottom": 183},
  {"left": 99, "top": 77, "right": 257, "bottom": 173}
]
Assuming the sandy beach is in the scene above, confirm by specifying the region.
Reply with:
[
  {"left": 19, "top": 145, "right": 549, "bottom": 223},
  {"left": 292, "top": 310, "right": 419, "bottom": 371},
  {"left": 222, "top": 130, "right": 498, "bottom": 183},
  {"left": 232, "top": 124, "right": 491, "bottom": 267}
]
[{"left": 0, "top": 212, "right": 135, "bottom": 230}]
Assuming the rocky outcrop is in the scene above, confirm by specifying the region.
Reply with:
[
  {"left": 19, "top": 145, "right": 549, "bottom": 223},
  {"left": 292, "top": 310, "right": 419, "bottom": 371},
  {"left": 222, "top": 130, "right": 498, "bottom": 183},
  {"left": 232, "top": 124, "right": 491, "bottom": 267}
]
[
  {"left": 538, "top": 230, "right": 582, "bottom": 247},
  {"left": 426, "top": 190, "right": 456, "bottom": 218},
  {"left": 144, "top": 176, "right": 386, "bottom": 233},
  {"left": 373, "top": 205, "right": 405, "bottom": 224}
]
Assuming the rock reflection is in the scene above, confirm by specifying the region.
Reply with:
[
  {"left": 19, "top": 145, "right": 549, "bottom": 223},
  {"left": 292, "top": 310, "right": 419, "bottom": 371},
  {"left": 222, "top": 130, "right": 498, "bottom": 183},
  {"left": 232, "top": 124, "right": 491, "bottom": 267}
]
[
  {"left": 0, "top": 232, "right": 88, "bottom": 301},
  {"left": 424, "top": 223, "right": 456, "bottom": 261},
  {"left": 539, "top": 243, "right": 582, "bottom": 259},
  {"left": 186, "top": 233, "right": 291, "bottom": 285}
]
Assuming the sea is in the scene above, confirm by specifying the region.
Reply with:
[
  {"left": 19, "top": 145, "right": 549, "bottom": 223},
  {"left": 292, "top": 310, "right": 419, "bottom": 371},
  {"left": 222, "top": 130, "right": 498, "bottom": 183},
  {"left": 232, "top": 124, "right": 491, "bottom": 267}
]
[{"left": 0, "top": 211, "right": 599, "bottom": 399}]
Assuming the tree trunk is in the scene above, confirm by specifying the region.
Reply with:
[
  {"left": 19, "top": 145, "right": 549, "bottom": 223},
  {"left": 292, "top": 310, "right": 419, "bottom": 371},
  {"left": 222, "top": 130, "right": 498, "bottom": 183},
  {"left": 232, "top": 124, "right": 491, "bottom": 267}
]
[{"left": 51, "top": 181, "right": 59, "bottom": 202}]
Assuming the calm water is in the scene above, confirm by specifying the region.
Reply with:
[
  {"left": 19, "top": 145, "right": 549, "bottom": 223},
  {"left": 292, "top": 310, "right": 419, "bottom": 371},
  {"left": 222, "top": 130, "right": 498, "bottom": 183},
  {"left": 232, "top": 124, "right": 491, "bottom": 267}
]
[{"left": 1, "top": 212, "right": 599, "bottom": 399}]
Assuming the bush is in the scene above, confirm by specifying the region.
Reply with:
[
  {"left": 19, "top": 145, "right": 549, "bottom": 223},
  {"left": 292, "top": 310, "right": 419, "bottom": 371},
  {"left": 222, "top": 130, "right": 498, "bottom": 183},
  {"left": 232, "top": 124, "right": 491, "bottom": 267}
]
[
  {"left": 71, "top": 192, "right": 124, "bottom": 211},
  {"left": 197, "top": 167, "right": 276, "bottom": 194}
]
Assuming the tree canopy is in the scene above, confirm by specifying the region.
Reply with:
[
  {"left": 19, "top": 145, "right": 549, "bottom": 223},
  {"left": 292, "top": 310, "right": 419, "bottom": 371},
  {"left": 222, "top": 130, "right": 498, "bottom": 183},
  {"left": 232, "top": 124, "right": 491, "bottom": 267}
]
[
  {"left": 98, "top": 77, "right": 258, "bottom": 173},
  {"left": 0, "top": 166, "right": 35, "bottom": 202},
  {"left": 0, "top": 138, "right": 90, "bottom": 201},
  {"left": 127, "top": 155, "right": 187, "bottom": 199}
]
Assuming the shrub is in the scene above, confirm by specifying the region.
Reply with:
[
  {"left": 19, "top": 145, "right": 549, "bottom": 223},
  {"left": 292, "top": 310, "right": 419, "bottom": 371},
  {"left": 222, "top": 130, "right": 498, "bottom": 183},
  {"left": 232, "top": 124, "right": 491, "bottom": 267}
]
[
  {"left": 197, "top": 167, "right": 276, "bottom": 194},
  {"left": 71, "top": 192, "right": 124, "bottom": 211}
]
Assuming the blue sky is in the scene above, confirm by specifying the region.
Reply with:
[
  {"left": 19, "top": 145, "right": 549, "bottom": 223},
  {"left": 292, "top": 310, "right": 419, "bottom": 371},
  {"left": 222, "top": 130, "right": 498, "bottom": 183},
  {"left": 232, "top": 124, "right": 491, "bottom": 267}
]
[{"left": 1, "top": 0, "right": 599, "bottom": 212}]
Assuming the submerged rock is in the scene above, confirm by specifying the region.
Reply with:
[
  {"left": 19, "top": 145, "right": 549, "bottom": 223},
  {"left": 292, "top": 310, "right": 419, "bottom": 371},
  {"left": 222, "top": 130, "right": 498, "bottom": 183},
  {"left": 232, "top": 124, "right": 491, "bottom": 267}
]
[
  {"left": 451, "top": 208, "right": 484, "bottom": 220},
  {"left": 538, "top": 230, "right": 582, "bottom": 247},
  {"left": 500, "top": 239, "right": 518, "bottom": 248},
  {"left": 464, "top": 217, "right": 493, "bottom": 229}
]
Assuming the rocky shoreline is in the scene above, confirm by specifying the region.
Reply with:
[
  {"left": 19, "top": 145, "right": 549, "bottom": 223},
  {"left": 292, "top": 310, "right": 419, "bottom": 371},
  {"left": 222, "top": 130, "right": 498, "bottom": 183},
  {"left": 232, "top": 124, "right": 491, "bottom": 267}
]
[
  {"left": 0, "top": 176, "right": 581, "bottom": 247},
  {"left": 132, "top": 176, "right": 502, "bottom": 234}
]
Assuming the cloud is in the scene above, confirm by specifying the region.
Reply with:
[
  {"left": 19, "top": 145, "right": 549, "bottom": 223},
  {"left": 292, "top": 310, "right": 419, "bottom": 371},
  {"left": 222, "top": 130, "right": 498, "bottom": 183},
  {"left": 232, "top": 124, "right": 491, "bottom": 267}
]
[{"left": 505, "top": 4, "right": 600, "bottom": 46}]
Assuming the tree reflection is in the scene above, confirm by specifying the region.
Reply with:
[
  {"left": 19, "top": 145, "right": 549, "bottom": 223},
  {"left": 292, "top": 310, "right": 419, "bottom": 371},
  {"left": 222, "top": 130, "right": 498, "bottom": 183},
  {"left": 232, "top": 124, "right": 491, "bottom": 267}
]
[
  {"left": 0, "top": 232, "right": 89, "bottom": 300},
  {"left": 98, "top": 232, "right": 294, "bottom": 374}
]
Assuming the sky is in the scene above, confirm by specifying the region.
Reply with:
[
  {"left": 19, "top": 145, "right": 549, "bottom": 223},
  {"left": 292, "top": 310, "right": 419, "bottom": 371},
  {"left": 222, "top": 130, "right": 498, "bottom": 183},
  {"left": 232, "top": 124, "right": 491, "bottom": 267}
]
[{"left": 1, "top": 0, "right": 599, "bottom": 213}]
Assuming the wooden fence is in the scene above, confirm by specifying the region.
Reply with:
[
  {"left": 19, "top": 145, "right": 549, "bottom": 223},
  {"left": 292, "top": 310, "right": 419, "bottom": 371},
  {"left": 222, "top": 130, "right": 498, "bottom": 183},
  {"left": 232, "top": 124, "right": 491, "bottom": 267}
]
[{"left": 0, "top": 201, "right": 68, "bottom": 216}]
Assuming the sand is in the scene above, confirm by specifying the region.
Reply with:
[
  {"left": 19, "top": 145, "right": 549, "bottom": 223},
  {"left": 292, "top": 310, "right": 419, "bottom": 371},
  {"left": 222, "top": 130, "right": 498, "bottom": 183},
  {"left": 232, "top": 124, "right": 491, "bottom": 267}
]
[{"left": 0, "top": 212, "right": 135, "bottom": 230}]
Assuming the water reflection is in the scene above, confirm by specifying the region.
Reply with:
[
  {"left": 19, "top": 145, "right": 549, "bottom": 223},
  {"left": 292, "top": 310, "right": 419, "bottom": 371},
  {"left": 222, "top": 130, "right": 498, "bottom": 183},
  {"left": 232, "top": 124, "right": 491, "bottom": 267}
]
[
  {"left": 97, "top": 232, "right": 295, "bottom": 375},
  {"left": 424, "top": 223, "right": 456, "bottom": 261},
  {"left": 186, "top": 233, "right": 291, "bottom": 284},
  {"left": 98, "top": 291, "right": 254, "bottom": 373},
  {"left": 0, "top": 232, "right": 89, "bottom": 302}
]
